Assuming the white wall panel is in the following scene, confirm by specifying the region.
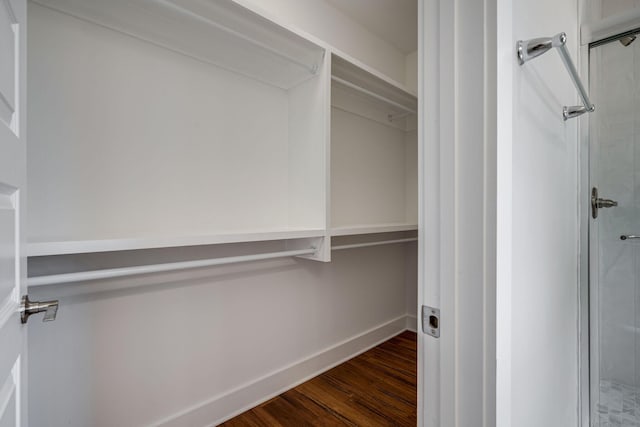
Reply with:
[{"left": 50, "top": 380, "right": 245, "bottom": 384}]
[
  {"left": 501, "top": 0, "right": 580, "bottom": 425},
  {"left": 28, "top": 245, "right": 410, "bottom": 426},
  {"left": 405, "top": 241, "right": 418, "bottom": 326},
  {"left": 28, "top": 4, "right": 298, "bottom": 242},
  {"left": 405, "top": 126, "right": 418, "bottom": 225},
  {"left": 287, "top": 57, "right": 329, "bottom": 230},
  {"left": 405, "top": 50, "right": 418, "bottom": 94},
  {"left": 331, "top": 108, "right": 409, "bottom": 227},
  {"left": 600, "top": 0, "right": 640, "bottom": 18}
]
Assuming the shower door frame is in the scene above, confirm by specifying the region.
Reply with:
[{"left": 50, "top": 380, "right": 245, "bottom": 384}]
[
  {"left": 580, "top": 18, "right": 640, "bottom": 427},
  {"left": 578, "top": 35, "right": 590, "bottom": 427}
]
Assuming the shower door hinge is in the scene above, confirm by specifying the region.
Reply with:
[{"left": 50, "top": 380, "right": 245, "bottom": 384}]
[
  {"left": 591, "top": 187, "right": 618, "bottom": 219},
  {"left": 422, "top": 305, "right": 440, "bottom": 338}
]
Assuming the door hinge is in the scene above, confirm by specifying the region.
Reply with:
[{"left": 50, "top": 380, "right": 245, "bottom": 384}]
[{"left": 422, "top": 305, "right": 440, "bottom": 338}]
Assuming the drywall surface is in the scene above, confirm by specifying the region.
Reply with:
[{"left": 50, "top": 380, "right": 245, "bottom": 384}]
[
  {"left": 405, "top": 241, "right": 418, "bottom": 328},
  {"left": 330, "top": 107, "right": 408, "bottom": 226},
  {"left": 585, "top": 0, "right": 640, "bottom": 20},
  {"left": 28, "top": 4, "right": 294, "bottom": 242},
  {"left": 500, "top": 0, "right": 580, "bottom": 425},
  {"left": 405, "top": 50, "right": 418, "bottom": 94},
  {"left": 28, "top": 244, "right": 412, "bottom": 426},
  {"left": 405, "top": 125, "right": 419, "bottom": 225},
  {"left": 237, "top": 0, "right": 408, "bottom": 84}
]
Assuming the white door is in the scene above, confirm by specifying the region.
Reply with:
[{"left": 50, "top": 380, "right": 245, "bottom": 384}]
[{"left": 0, "top": 0, "right": 26, "bottom": 425}]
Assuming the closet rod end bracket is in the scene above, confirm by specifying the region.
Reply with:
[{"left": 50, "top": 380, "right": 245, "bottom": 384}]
[
  {"left": 517, "top": 33, "right": 566, "bottom": 66},
  {"left": 563, "top": 104, "right": 595, "bottom": 120},
  {"left": 517, "top": 40, "right": 526, "bottom": 65}
]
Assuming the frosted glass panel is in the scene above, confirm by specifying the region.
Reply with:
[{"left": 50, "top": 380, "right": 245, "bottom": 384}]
[{"left": 590, "top": 33, "right": 640, "bottom": 426}]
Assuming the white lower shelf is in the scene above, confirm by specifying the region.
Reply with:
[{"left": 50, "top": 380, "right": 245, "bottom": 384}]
[
  {"left": 27, "top": 228, "right": 326, "bottom": 257},
  {"left": 330, "top": 223, "right": 418, "bottom": 237}
]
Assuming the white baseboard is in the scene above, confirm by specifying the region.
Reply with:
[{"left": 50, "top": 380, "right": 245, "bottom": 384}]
[
  {"left": 406, "top": 314, "right": 418, "bottom": 332},
  {"left": 155, "top": 314, "right": 411, "bottom": 427}
]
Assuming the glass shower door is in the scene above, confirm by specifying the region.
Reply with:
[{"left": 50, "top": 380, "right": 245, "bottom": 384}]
[{"left": 590, "top": 31, "right": 640, "bottom": 427}]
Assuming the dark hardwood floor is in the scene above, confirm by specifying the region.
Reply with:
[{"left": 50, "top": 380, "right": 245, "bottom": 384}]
[{"left": 220, "top": 330, "right": 417, "bottom": 426}]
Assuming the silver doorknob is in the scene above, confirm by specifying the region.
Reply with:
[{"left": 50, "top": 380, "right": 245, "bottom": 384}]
[
  {"left": 591, "top": 187, "right": 618, "bottom": 218},
  {"left": 20, "top": 295, "right": 58, "bottom": 324},
  {"left": 621, "top": 235, "right": 640, "bottom": 240}
]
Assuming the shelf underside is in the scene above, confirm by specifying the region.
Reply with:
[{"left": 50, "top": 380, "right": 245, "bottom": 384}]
[
  {"left": 28, "top": 224, "right": 422, "bottom": 256},
  {"left": 33, "top": 0, "right": 325, "bottom": 89},
  {"left": 330, "top": 223, "right": 418, "bottom": 236},
  {"left": 331, "top": 53, "right": 417, "bottom": 114},
  {"left": 27, "top": 228, "right": 327, "bottom": 257}
]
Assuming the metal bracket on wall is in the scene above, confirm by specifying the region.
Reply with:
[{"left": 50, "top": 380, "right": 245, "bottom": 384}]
[
  {"left": 20, "top": 295, "right": 59, "bottom": 324},
  {"left": 422, "top": 305, "right": 440, "bottom": 338},
  {"left": 517, "top": 32, "right": 595, "bottom": 120}
]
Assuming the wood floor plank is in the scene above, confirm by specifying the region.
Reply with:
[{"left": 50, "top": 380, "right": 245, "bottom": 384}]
[
  {"left": 332, "top": 360, "right": 415, "bottom": 409},
  {"left": 219, "top": 331, "right": 417, "bottom": 426}
]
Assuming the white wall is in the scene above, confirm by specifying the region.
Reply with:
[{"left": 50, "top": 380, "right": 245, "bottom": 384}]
[
  {"left": 405, "top": 241, "right": 419, "bottom": 328},
  {"left": 330, "top": 106, "right": 408, "bottom": 226},
  {"left": 28, "top": 244, "right": 411, "bottom": 426},
  {"left": 28, "top": 5, "right": 290, "bottom": 241},
  {"left": 586, "top": 0, "right": 640, "bottom": 19},
  {"left": 497, "top": 0, "right": 580, "bottom": 425},
  {"left": 405, "top": 50, "right": 418, "bottom": 94},
  {"left": 236, "top": 0, "right": 409, "bottom": 84}
]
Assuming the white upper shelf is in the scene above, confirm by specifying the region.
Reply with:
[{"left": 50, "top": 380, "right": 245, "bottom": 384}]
[
  {"left": 331, "top": 53, "right": 417, "bottom": 116},
  {"left": 330, "top": 223, "right": 418, "bottom": 237},
  {"left": 33, "top": 0, "right": 326, "bottom": 89}
]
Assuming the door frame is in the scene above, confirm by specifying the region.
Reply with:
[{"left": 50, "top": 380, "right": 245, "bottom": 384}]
[
  {"left": 419, "top": 0, "right": 497, "bottom": 425},
  {"left": 418, "top": 0, "right": 455, "bottom": 424},
  {"left": 578, "top": 38, "right": 591, "bottom": 427}
]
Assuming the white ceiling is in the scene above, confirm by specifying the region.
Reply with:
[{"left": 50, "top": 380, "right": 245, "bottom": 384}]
[{"left": 325, "top": 0, "right": 418, "bottom": 54}]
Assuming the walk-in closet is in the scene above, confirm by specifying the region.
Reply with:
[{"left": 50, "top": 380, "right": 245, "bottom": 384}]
[{"left": 7, "top": 0, "right": 420, "bottom": 425}]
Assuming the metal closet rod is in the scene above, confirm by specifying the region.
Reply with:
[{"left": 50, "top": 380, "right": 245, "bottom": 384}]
[
  {"left": 331, "top": 76, "right": 417, "bottom": 115},
  {"left": 27, "top": 248, "right": 316, "bottom": 287},
  {"left": 517, "top": 32, "right": 595, "bottom": 120},
  {"left": 332, "top": 237, "right": 417, "bottom": 251}
]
